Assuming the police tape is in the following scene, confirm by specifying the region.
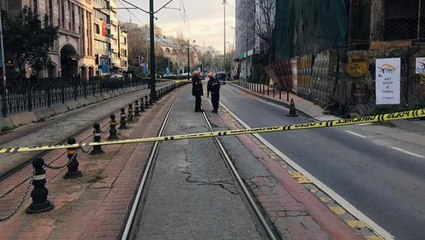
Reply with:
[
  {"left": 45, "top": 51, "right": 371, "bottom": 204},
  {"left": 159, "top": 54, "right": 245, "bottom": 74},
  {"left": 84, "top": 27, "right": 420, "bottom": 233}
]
[
  {"left": 1, "top": 109, "right": 424, "bottom": 154},
  {"left": 157, "top": 79, "right": 240, "bottom": 83}
]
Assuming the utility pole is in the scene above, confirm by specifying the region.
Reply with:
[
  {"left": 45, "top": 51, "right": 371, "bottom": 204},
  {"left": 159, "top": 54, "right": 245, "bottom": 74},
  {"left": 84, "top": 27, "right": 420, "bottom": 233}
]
[
  {"left": 187, "top": 39, "right": 190, "bottom": 82},
  {"left": 149, "top": 0, "right": 156, "bottom": 101},
  {"left": 223, "top": 0, "right": 227, "bottom": 73},
  {"left": 245, "top": 0, "right": 249, "bottom": 83}
]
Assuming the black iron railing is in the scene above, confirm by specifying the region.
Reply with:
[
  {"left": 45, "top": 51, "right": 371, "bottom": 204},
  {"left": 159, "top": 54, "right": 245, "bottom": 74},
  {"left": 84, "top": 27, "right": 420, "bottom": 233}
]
[{"left": 1, "top": 75, "right": 149, "bottom": 117}]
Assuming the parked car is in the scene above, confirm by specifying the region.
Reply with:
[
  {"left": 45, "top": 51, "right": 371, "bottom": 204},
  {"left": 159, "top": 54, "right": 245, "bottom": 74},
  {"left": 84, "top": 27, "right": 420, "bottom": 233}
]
[
  {"left": 215, "top": 72, "right": 227, "bottom": 85},
  {"left": 108, "top": 73, "right": 124, "bottom": 88}
]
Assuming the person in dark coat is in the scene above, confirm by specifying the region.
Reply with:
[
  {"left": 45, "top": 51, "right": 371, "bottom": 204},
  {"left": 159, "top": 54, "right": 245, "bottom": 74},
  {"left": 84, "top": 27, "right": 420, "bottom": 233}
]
[
  {"left": 192, "top": 71, "right": 204, "bottom": 112},
  {"left": 207, "top": 72, "right": 220, "bottom": 113}
]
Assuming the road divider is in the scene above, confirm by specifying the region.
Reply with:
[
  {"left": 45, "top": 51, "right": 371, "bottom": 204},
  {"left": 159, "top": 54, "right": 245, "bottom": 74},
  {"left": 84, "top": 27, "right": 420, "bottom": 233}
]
[{"left": 1, "top": 109, "right": 424, "bottom": 154}]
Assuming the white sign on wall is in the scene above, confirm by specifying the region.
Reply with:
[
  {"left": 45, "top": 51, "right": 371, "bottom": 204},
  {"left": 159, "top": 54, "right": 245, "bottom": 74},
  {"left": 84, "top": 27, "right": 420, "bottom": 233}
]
[
  {"left": 416, "top": 57, "right": 425, "bottom": 74},
  {"left": 375, "top": 58, "right": 401, "bottom": 105}
]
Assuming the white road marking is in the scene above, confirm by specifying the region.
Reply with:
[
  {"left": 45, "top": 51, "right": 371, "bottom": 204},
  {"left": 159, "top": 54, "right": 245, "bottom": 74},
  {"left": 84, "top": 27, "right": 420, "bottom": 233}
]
[
  {"left": 345, "top": 130, "right": 367, "bottom": 139},
  {"left": 388, "top": 146, "right": 425, "bottom": 159},
  {"left": 220, "top": 103, "right": 395, "bottom": 240},
  {"left": 358, "top": 123, "right": 373, "bottom": 126}
]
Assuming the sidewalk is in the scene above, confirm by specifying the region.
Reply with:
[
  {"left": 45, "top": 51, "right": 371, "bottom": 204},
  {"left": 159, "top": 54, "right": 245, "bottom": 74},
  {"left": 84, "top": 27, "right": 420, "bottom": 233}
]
[{"left": 0, "top": 84, "right": 147, "bottom": 131}]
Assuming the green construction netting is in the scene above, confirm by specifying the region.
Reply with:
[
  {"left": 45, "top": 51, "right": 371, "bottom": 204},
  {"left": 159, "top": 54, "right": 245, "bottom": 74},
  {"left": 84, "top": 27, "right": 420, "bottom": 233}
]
[{"left": 273, "top": 0, "right": 349, "bottom": 61}]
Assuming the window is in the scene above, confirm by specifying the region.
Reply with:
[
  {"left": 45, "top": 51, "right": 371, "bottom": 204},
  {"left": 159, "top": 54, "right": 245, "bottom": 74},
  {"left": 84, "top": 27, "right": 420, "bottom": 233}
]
[
  {"left": 34, "top": 0, "right": 38, "bottom": 13},
  {"left": 94, "top": 24, "right": 100, "bottom": 34},
  {"left": 61, "top": 1, "right": 65, "bottom": 28},
  {"left": 94, "top": 9, "right": 109, "bottom": 23},
  {"left": 49, "top": 0, "right": 53, "bottom": 25},
  {"left": 384, "top": 0, "right": 424, "bottom": 40},
  {"left": 68, "top": 1, "right": 72, "bottom": 30}
]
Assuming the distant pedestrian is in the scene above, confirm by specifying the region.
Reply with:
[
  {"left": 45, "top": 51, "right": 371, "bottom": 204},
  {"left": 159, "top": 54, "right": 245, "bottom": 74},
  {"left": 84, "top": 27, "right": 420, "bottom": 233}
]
[
  {"left": 207, "top": 72, "right": 220, "bottom": 113},
  {"left": 192, "top": 71, "right": 204, "bottom": 112}
]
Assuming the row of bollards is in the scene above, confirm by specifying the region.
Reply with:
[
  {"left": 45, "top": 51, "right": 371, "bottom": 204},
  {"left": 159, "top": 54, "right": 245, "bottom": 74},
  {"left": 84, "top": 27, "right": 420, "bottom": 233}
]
[{"left": 25, "top": 83, "right": 184, "bottom": 214}]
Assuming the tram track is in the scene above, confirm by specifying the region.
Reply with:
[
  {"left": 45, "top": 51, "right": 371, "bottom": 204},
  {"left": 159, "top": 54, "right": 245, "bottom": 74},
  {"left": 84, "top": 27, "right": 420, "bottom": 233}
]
[{"left": 122, "top": 92, "right": 279, "bottom": 240}]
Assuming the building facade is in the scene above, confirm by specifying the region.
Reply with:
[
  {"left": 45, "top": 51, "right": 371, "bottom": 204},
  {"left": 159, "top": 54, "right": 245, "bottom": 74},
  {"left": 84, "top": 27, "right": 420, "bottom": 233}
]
[
  {"left": 2, "top": 0, "right": 129, "bottom": 79},
  {"left": 235, "top": 0, "right": 255, "bottom": 80},
  {"left": 118, "top": 27, "right": 128, "bottom": 71},
  {"left": 268, "top": 0, "right": 425, "bottom": 116},
  {"left": 235, "top": 0, "right": 275, "bottom": 80},
  {"left": 93, "top": 0, "right": 111, "bottom": 76},
  {"left": 2, "top": 0, "right": 95, "bottom": 79}
]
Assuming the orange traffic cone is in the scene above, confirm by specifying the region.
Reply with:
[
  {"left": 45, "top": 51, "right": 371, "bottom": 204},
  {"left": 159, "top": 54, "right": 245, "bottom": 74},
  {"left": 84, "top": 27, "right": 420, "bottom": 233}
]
[{"left": 287, "top": 98, "right": 298, "bottom": 117}]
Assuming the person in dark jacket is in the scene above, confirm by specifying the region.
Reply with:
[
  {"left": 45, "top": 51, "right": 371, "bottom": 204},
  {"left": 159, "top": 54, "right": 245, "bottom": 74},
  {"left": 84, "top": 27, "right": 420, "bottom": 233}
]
[
  {"left": 192, "top": 71, "right": 204, "bottom": 112},
  {"left": 207, "top": 72, "right": 220, "bottom": 113}
]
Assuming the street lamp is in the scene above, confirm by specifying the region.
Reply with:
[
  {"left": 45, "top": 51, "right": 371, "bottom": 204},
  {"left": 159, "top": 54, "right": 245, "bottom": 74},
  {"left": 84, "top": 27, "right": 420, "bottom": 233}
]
[{"left": 182, "top": 39, "right": 195, "bottom": 82}]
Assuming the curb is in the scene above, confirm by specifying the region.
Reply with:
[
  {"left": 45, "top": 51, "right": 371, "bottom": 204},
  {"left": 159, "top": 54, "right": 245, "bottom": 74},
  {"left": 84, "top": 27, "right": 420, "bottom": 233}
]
[{"left": 229, "top": 83, "right": 315, "bottom": 119}]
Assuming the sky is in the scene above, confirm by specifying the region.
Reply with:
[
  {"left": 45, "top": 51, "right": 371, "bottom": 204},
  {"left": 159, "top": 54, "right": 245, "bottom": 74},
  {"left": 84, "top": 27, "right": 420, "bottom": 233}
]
[{"left": 117, "top": 0, "right": 236, "bottom": 54}]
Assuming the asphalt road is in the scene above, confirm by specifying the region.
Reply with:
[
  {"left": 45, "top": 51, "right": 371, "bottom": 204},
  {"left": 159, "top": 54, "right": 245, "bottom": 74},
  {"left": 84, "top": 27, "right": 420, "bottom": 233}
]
[{"left": 220, "top": 85, "right": 425, "bottom": 240}]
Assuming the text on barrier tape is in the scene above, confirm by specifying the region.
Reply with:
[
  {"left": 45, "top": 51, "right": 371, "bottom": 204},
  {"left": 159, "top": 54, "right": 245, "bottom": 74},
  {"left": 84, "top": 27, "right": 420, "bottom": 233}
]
[{"left": 1, "top": 109, "right": 424, "bottom": 154}]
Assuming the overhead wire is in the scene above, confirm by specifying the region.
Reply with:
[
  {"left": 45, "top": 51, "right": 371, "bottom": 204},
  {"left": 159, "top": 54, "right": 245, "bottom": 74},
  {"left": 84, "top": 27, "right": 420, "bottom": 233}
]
[
  {"left": 155, "top": 0, "right": 176, "bottom": 13},
  {"left": 179, "top": 0, "right": 193, "bottom": 39},
  {"left": 118, "top": 0, "right": 145, "bottom": 25},
  {"left": 120, "top": 0, "right": 149, "bottom": 14}
]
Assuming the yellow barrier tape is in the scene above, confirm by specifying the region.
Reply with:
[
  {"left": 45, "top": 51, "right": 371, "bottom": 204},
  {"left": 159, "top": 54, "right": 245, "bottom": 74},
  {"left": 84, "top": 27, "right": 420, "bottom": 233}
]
[{"left": 1, "top": 109, "right": 424, "bottom": 154}]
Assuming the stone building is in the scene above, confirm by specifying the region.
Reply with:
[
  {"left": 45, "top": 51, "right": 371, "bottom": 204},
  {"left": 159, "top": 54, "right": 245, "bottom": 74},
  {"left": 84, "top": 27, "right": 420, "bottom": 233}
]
[
  {"left": 118, "top": 27, "right": 128, "bottom": 71},
  {"left": 2, "top": 0, "right": 130, "bottom": 79},
  {"left": 2, "top": 0, "right": 95, "bottom": 79},
  {"left": 93, "top": 0, "right": 111, "bottom": 76},
  {"left": 269, "top": 0, "right": 425, "bottom": 116}
]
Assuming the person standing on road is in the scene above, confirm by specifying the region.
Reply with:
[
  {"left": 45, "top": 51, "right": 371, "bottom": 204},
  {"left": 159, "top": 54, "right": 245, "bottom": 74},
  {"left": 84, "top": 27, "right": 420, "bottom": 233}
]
[
  {"left": 207, "top": 72, "right": 220, "bottom": 113},
  {"left": 192, "top": 71, "right": 204, "bottom": 112}
]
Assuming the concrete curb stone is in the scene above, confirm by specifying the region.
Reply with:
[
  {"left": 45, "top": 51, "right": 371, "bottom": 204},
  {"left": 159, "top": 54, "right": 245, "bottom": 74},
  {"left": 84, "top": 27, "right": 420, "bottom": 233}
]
[
  {"left": 102, "top": 93, "right": 112, "bottom": 99},
  {"left": 86, "top": 96, "right": 98, "bottom": 104},
  {"left": 96, "top": 95, "right": 105, "bottom": 102},
  {"left": 66, "top": 100, "right": 81, "bottom": 110},
  {"left": 77, "top": 98, "right": 90, "bottom": 106},
  {"left": 51, "top": 103, "right": 69, "bottom": 115},
  {"left": 0, "top": 116, "right": 15, "bottom": 130},
  {"left": 33, "top": 107, "right": 55, "bottom": 121}
]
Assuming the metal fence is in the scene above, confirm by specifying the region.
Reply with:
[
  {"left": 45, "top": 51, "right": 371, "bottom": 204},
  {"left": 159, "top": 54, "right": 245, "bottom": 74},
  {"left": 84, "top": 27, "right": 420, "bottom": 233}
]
[
  {"left": 384, "top": 0, "right": 425, "bottom": 41},
  {"left": 0, "top": 75, "right": 149, "bottom": 117}
]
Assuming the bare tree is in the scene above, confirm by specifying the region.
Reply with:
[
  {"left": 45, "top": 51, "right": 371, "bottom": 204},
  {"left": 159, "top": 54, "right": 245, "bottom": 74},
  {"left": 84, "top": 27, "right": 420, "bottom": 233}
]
[{"left": 120, "top": 23, "right": 149, "bottom": 66}]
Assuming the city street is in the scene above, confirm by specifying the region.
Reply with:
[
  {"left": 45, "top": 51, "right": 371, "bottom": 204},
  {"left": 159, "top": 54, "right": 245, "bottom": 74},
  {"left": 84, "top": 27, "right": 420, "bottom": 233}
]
[
  {"left": 1, "top": 0, "right": 425, "bottom": 239},
  {"left": 220, "top": 84, "right": 425, "bottom": 240}
]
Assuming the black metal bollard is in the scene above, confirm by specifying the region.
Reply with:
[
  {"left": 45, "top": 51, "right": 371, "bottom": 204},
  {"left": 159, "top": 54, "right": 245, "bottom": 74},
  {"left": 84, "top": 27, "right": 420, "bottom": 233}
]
[
  {"left": 119, "top": 108, "right": 128, "bottom": 129},
  {"left": 127, "top": 104, "right": 134, "bottom": 122},
  {"left": 90, "top": 123, "right": 105, "bottom": 155},
  {"left": 26, "top": 158, "right": 54, "bottom": 214},
  {"left": 134, "top": 100, "right": 140, "bottom": 116},
  {"left": 144, "top": 96, "right": 150, "bottom": 108},
  {"left": 140, "top": 98, "right": 145, "bottom": 112},
  {"left": 64, "top": 138, "right": 82, "bottom": 179},
  {"left": 108, "top": 114, "right": 119, "bottom": 140},
  {"left": 149, "top": 95, "right": 153, "bottom": 106}
]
